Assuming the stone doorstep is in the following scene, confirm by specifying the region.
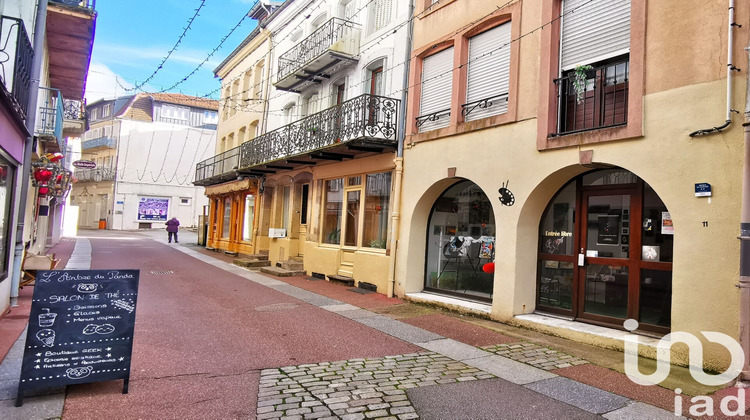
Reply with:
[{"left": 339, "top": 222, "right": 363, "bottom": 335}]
[
  {"left": 233, "top": 258, "right": 272, "bottom": 268},
  {"left": 328, "top": 275, "right": 355, "bottom": 287},
  {"left": 260, "top": 266, "right": 306, "bottom": 277},
  {"left": 277, "top": 260, "right": 305, "bottom": 271},
  {"left": 243, "top": 253, "right": 270, "bottom": 260}
]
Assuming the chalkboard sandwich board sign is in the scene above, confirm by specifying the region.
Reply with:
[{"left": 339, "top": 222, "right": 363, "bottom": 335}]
[{"left": 16, "top": 270, "right": 140, "bottom": 407}]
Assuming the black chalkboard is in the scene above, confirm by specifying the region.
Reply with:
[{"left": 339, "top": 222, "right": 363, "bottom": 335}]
[{"left": 16, "top": 270, "right": 140, "bottom": 406}]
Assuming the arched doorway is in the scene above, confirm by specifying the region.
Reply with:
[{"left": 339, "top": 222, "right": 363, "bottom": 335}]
[
  {"left": 424, "top": 180, "right": 495, "bottom": 302},
  {"left": 537, "top": 169, "right": 672, "bottom": 333}
]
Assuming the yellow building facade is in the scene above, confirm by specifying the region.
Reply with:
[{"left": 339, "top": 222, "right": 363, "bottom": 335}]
[{"left": 394, "top": 0, "right": 749, "bottom": 370}]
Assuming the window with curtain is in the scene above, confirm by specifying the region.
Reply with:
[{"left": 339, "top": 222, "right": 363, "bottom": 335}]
[
  {"left": 464, "top": 21, "right": 511, "bottom": 121},
  {"left": 418, "top": 47, "right": 453, "bottom": 132}
]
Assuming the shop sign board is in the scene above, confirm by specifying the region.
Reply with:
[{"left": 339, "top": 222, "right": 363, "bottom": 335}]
[
  {"left": 72, "top": 160, "right": 96, "bottom": 169},
  {"left": 695, "top": 183, "right": 712, "bottom": 197},
  {"left": 16, "top": 270, "right": 140, "bottom": 406}
]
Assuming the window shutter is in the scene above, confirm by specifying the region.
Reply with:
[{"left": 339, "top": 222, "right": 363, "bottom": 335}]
[
  {"left": 465, "top": 22, "right": 511, "bottom": 122},
  {"left": 419, "top": 47, "right": 453, "bottom": 133},
  {"left": 560, "top": 0, "right": 630, "bottom": 71},
  {"left": 344, "top": 0, "right": 357, "bottom": 20},
  {"left": 372, "top": 0, "right": 392, "bottom": 33}
]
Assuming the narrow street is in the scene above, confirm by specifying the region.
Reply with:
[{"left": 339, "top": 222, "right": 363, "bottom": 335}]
[{"left": 1, "top": 230, "right": 690, "bottom": 418}]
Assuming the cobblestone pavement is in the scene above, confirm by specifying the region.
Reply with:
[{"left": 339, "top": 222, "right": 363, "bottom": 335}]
[
  {"left": 256, "top": 352, "right": 495, "bottom": 419},
  {"left": 482, "top": 342, "right": 589, "bottom": 370}
]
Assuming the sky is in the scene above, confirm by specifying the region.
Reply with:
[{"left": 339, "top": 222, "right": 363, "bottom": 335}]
[{"left": 84, "top": 0, "right": 259, "bottom": 104}]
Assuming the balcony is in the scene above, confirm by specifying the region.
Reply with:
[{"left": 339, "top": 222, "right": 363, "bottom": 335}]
[
  {"left": 275, "top": 18, "right": 361, "bottom": 92},
  {"left": 195, "top": 94, "right": 399, "bottom": 186},
  {"left": 36, "top": 87, "right": 64, "bottom": 152},
  {"left": 73, "top": 167, "right": 115, "bottom": 182},
  {"left": 554, "top": 58, "right": 629, "bottom": 136},
  {"left": 81, "top": 136, "right": 116, "bottom": 150},
  {"left": 63, "top": 98, "right": 87, "bottom": 136},
  {"left": 194, "top": 146, "right": 240, "bottom": 187},
  {"left": 0, "top": 15, "right": 33, "bottom": 120},
  {"left": 47, "top": 0, "right": 96, "bottom": 101}
]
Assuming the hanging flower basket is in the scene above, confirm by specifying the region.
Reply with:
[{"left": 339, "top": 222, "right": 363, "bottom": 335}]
[{"left": 572, "top": 64, "right": 593, "bottom": 104}]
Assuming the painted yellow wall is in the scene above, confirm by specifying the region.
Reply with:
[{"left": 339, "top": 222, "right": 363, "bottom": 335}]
[
  {"left": 304, "top": 244, "right": 340, "bottom": 276},
  {"left": 215, "top": 30, "right": 271, "bottom": 154},
  {"left": 395, "top": 0, "right": 749, "bottom": 370},
  {"left": 396, "top": 76, "right": 745, "bottom": 370},
  {"left": 352, "top": 251, "right": 390, "bottom": 291}
]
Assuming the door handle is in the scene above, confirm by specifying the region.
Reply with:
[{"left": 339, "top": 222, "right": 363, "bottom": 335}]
[{"left": 578, "top": 248, "right": 585, "bottom": 266}]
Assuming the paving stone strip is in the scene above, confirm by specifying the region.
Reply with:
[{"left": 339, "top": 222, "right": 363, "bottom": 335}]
[
  {"left": 482, "top": 342, "right": 589, "bottom": 370},
  {"left": 256, "top": 352, "right": 494, "bottom": 419}
]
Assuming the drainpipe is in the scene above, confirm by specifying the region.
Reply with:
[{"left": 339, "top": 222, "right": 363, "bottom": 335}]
[
  {"left": 691, "top": 0, "right": 738, "bottom": 137},
  {"left": 9, "top": 0, "right": 47, "bottom": 306},
  {"left": 386, "top": 0, "right": 414, "bottom": 298},
  {"left": 738, "top": 0, "right": 750, "bottom": 381}
]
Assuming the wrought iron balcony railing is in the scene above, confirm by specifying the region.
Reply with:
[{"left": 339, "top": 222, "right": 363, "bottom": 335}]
[
  {"left": 50, "top": 0, "right": 96, "bottom": 10},
  {"left": 194, "top": 146, "right": 240, "bottom": 186},
  {"left": 194, "top": 94, "right": 399, "bottom": 186},
  {"left": 36, "top": 87, "right": 64, "bottom": 142},
  {"left": 74, "top": 167, "right": 115, "bottom": 182},
  {"left": 240, "top": 94, "right": 398, "bottom": 167},
  {"left": 82, "top": 136, "right": 116, "bottom": 150},
  {"left": 276, "top": 18, "right": 361, "bottom": 91},
  {"left": 0, "top": 15, "right": 33, "bottom": 120},
  {"left": 554, "top": 58, "right": 629, "bottom": 136}
]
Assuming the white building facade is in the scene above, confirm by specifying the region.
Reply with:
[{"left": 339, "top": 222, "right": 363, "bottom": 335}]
[{"left": 71, "top": 93, "right": 218, "bottom": 230}]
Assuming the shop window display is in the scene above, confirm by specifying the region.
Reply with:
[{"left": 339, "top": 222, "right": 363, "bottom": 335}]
[
  {"left": 536, "top": 169, "right": 673, "bottom": 332},
  {"left": 425, "top": 181, "right": 495, "bottom": 301},
  {"left": 323, "top": 178, "right": 344, "bottom": 244},
  {"left": 0, "top": 158, "right": 13, "bottom": 277},
  {"left": 363, "top": 172, "right": 391, "bottom": 249}
]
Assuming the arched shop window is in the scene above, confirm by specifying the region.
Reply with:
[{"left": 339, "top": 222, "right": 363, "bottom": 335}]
[
  {"left": 425, "top": 180, "right": 495, "bottom": 302},
  {"left": 537, "top": 169, "right": 673, "bottom": 333}
]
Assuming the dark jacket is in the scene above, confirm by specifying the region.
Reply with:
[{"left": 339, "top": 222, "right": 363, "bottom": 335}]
[{"left": 166, "top": 218, "right": 180, "bottom": 233}]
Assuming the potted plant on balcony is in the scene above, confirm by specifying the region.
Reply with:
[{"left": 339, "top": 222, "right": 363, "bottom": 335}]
[{"left": 572, "top": 64, "right": 593, "bottom": 104}]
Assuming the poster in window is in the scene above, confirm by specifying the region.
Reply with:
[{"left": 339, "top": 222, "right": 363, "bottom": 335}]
[
  {"left": 543, "top": 235, "right": 568, "bottom": 255},
  {"left": 478, "top": 237, "right": 495, "bottom": 259},
  {"left": 661, "top": 212, "right": 674, "bottom": 235},
  {"left": 137, "top": 197, "right": 169, "bottom": 221},
  {"left": 597, "top": 215, "right": 620, "bottom": 245}
]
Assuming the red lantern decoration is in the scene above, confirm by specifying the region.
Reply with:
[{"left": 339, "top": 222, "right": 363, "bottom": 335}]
[
  {"left": 34, "top": 169, "right": 54, "bottom": 183},
  {"left": 56, "top": 174, "right": 63, "bottom": 184},
  {"left": 482, "top": 262, "right": 495, "bottom": 274},
  {"left": 38, "top": 186, "right": 50, "bottom": 196}
]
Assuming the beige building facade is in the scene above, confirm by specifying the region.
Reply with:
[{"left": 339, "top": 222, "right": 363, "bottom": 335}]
[{"left": 394, "top": 0, "right": 749, "bottom": 370}]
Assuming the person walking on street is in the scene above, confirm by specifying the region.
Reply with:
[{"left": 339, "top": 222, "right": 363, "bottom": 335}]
[{"left": 166, "top": 217, "right": 180, "bottom": 243}]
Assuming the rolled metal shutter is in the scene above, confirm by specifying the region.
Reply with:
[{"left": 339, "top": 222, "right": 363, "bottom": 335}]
[
  {"left": 560, "top": 0, "right": 630, "bottom": 71},
  {"left": 419, "top": 47, "right": 453, "bottom": 133},
  {"left": 465, "top": 21, "right": 511, "bottom": 122}
]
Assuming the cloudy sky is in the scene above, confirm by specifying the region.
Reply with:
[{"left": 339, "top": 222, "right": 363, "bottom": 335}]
[{"left": 85, "top": 0, "right": 259, "bottom": 103}]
